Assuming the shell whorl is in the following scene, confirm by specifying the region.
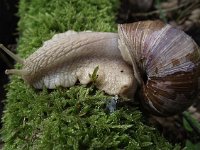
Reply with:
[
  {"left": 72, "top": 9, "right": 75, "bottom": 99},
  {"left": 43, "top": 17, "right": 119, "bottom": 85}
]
[{"left": 118, "top": 20, "right": 200, "bottom": 116}]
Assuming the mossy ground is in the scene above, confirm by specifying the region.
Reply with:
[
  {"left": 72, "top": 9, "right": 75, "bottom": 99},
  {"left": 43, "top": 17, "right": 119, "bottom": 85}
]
[{"left": 1, "top": 0, "right": 180, "bottom": 149}]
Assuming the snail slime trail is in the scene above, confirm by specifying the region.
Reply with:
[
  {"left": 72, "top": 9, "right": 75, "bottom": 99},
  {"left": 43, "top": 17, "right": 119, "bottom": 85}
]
[{"left": 1, "top": 20, "right": 200, "bottom": 116}]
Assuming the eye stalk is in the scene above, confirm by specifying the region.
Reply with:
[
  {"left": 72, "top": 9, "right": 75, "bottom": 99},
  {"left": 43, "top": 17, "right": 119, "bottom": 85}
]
[{"left": 0, "top": 44, "right": 24, "bottom": 64}]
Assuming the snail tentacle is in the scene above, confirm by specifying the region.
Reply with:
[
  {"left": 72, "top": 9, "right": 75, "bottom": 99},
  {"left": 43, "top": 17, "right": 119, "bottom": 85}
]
[{"left": 0, "top": 44, "right": 24, "bottom": 64}]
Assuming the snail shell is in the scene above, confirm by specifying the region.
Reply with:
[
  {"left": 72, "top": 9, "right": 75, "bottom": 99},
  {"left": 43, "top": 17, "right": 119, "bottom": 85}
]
[{"left": 118, "top": 20, "right": 200, "bottom": 116}]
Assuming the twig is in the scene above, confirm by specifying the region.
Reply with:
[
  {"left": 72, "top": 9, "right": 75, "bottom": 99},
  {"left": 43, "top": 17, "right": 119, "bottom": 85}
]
[
  {"left": 177, "top": 2, "right": 200, "bottom": 21},
  {"left": 132, "top": 2, "right": 192, "bottom": 17}
]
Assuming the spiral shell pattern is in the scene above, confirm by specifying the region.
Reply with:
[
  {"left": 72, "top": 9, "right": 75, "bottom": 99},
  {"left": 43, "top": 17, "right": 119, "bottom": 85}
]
[{"left": 118, "top": 20, "right": 200, "bottom": 116}]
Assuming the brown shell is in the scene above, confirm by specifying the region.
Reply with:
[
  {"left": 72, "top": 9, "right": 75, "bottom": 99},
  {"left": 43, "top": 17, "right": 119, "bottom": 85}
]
[{"left": 118, "top": 20, "right": 200, "bottom": 116}]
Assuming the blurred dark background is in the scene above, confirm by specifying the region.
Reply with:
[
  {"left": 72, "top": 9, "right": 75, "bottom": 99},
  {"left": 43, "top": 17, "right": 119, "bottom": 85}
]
[{"left": 0, "top": 0, "right": 19, "bottom": 127}]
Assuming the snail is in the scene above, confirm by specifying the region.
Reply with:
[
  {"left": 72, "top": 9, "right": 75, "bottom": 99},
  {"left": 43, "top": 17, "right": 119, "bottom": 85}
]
[{"left": 1, "top": 20, "right": 200, "bottom": 116}]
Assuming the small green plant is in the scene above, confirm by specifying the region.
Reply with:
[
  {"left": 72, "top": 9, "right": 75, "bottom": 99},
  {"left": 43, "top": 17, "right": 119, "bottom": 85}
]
[
  {"left": 185, "top": 140, "right": 200, "bottom": 150},
  {"left": 89, "top": 66, "right": 99, "bottom": 84},
  {"left": 155, "top": 0, "right": 167, "bottom": 22},
  {"left": 183, "top": 111, "right": 200, "bottom": 150}
]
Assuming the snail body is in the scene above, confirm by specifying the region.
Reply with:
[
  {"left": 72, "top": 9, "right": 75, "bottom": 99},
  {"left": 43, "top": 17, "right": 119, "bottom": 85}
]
[
  {"left": 1, "top": 20, "right": 200, "bottom": 116},
  {"left": 0, "top": 31, "right": 136, "bottom": 98}
]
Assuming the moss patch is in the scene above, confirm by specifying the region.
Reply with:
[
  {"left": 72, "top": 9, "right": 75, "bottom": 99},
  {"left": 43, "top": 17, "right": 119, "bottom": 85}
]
[{"left": 1, "top": 0, "right": 180, "bottom": 149}]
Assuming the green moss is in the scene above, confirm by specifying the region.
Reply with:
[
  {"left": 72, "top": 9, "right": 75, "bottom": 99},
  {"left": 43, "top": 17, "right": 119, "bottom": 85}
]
[
  {"left": 17, "top": 0, "right": 118, "bottom": 57},
  {"left": 1, "top": 0, "right": 180, "bottom": 149}
]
